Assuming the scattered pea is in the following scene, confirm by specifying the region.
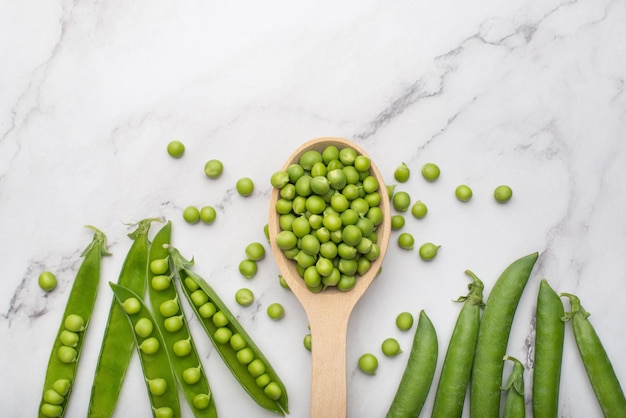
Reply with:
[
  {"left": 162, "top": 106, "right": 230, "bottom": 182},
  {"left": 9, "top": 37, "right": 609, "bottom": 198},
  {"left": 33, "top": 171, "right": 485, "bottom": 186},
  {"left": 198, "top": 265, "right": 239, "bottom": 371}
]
[
  {"left": 167, "top": 140, "right": 185, "bottom": 158},
  {"left": 235, "top": 288, "right": 255, "bottom": 307},
  {"left": 419, "top": 242, "right": 441, "bottom": 261},
  {"left": 38, "top": 271, "right": 57, "bottom": 292},
  {"left": 245, "top": 242, "right": 266, "bottom": 261},
  {"left": 183, "top": 206, "right": 200, "bottom": 224},
  {"left": 494, "top": 185, "right": 513, "bottom": 203},
  {"left": 391, "top": 215, "right": 405, "bottom": 230},
  {"left": 396, "top": 312, "right": 414, "bottom": 331},
  {"left": 236, "top": 177, "right": 255, "bottom": 196},
  {"left": 239, "top": 259, "right": 258, "bottom": 279},
  {"left": 392, "top": 191, "right": 411, "bottom": 212},
  {"left": 382, "top": 338, "right": 403, "bottom": 357},
  {"left": 358, "top": 353, "right": 379, "bottom": 375},
  {"left": 267, "top": 303, "right": 285, "bottom": 320},
  {"left": 200, "top": 206, "right": 217, "bottom": 224},
  {"left": 64, "top": 314, "right": 85, "bottom": 332},
  {"left": 394, "top": 162, "right": 410, "bottom": 183},
  {"left": 455, "top": 185, "right": 473, "bottom": 202},
  {"left": 421, "top": 162, "right": 440, "bottom": 182},
  {"left": 397, "top": 232, "right": 415, "bottom": 250},
  {"left": 303, "top": 334, "right": 312, "bottom": 351},
  {"left": 204, "top": 159, "right": 224, "bottom": 179},
  {"left": 411, "top": 201, "right": 428, "bottom": 219}
]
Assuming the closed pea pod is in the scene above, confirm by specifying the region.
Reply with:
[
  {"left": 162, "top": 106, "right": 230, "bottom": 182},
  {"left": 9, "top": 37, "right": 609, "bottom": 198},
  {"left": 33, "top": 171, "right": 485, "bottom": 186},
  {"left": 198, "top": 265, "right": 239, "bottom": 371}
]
[
  {"left": 502, "top": 356, "right": 525, "bottom": 418},
  {"left": 532, "top": 279, "right": 565, "bottom": 418},
  {"left": 88, "top": 218, "right": 158, "bottom": 418},
  {"left": 110, "top": 283, "right": 180, "bottom": 418},
  {"left": 147, "top": 221, "right": 217, "bottom": 417},
  {"left": 432, "top": 270, "right": 484, "bottom": 418},
  {"left": 169, "top": 247, "right": 289, "bottom": 416},
  {"left": 560, "top": 293, "right": 626, "bottom": 417},
  {"left": 39, "top": 227, "right": 109, "bottom": 418},
  {"left": 469, "top": 252, "right": 538, "bottom": 418},
  {"left": 386, "top": 310, "right": 438, "bottom": 418}
]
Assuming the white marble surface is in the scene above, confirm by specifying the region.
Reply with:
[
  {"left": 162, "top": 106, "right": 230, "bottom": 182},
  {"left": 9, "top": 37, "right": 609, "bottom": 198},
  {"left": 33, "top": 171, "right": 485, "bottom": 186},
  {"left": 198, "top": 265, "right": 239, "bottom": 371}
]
[{"left": 2, "top": 0, "right": 626, "bottom": 417}]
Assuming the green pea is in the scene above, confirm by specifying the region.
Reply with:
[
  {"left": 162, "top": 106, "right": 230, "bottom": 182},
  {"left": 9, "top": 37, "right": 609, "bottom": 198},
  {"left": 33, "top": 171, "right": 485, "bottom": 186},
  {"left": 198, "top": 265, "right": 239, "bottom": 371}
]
[
  {"left": 139, "top": 337, "right": 160, "bottom": 355},
  {"left": 299, "top": 149, "right": 323, "bottom": 170},
  {"left": 358, "top": 353, "right": 378, "bottom": 375},
  {"left": 494, "top": 185, "right": 513, "bottom": 203},
  {"left": 184, "top": 277, "right": 200, "bottom": 291},
  {"left": 303, "top": 334, "right": 312, "bottom": 351},
  {"left": 239, "top": 259, "right": 258, "bottom": 279},
  {"left": 182, "top": 206, "right": 200, "bottom": 224},
  {"left": 193, "top": 394, "right": 211, "bottom": 410},
  {"left": 366, "top": 207, "right": 383, "bottom": 226},
  {"left": 38, "top": 271, "right": 57, "bottom": 292},
  {"left": 173, "top": 339, "right": 192, "bottom": 357},
  {"left": 148, "top": 378, "right": 168, "bottom": 396},
  {"left": 301, "top": 234, "right": 321, "bottom": 256},
  {"left": 278, "top": 275, "right": 290, "bottom": 289},
  {"left": 391, "top": 215, "right": 405, "bottom": 230},
  {"left": 163, "top": 315, "right": 183, "bottom": 333},
  {"left": 419, "top": 242, "right": 441, "bottom": 261},
  {"left": 43, "top": 389, "right": 64, "bottom": 405},
  {"left": 337, "top": 274, "right": 356, "bottom": 291},
  {"left": 396, "top": 312, "right": 414, "bottom": 331},
  {"left": 182, "top": 367, "right": 202, "bottom": 385},
  {"left": 330, "top": 193, "right": 349, "bottom": 212},
  {"left": 52, "top": 379, "right": 70, "bottom": 396},
  {"left": 455, "top": 184, "right": 473, "bottom": 202},
  {"left": 394, "top": 162, "right": 410, "bottom": 183},
  {"left": 354, "top": 155, "right": 371, "bottom": 172},
  {"left": 214, "top": 327, "right": 233, "bottom": 344},
  {"left": 59, "top": 330, "right": 79, "bottom": 347},
  {"left": 308, "top": 214, "right": 324, "bottom": 230},
  {"left": 57, "top": 346, "right": 77, "bottom": 363},
  {"left": 322, "top": 145, "right": 340, "bottom": 163},
  {"left": 230, "top": 333, "right": 247, "bottom": 351},
  {"left": 356, "top": 257, "right": 371, "bottom": 275},
  {"left": 322, "top": 268, "right": 341, "bottom": 286},
  {"left": 264, "top": 382, "right": 283, "bottom": 400},
  {"left": 236, "top": 177, "right": 255, "bottom": 196},
  {"left": 200, "top": 206, "right": 217, "bottom": 224},
  {"left": 310, "top": 176, "right": 330, "bottom": 195},
  {"left": 64, "top": 314, "right": 85, "bottom": 332},
  {"left": 267, "top": 303, "right": 285, "bottom": 320},
  {"left": 327, "top": 169, "right": 347, "bottom": 190},
  {"left": 392, "top": 191, "right": 411, "bottom": 212},
  {"left": 411, "top": 200, "right": 428, "bottom": 219},
  {"left": 276, "top": 230, "right": 298, "bottom": 250},
  {"left": 306, "top": 195, "right": 326, "bottom": 214},
  {"left": 159, "top": 299, "right": 179, "bottom": 317},
  {"left": 315, "top": 257, "right": 334, "bottom": 277},
  {"left": 167, "top": 140, "right": 185, "bottom": 158},
  {"left": 245, "top": 242, "right": 266, "bottom": 261},
  {"left": 134, "top": 318, "right": 154, "bottom": 338},
  {"left": 190, "top": 290, "right": 209, "bottom": 307},
  {"left": 235, "top": 288, "right": 254, "bottom": 307},
  {"left": 151, "top": 275, "right": 171, "bottom": 291},
  {"left": 154, "top": 406, "right": 174, "bottom": 418},
  {"left": 212, "top": 311, "right": 229, "bottom": 327},
  {"left": 204, "top": 159, "right": 223, "bottom": 179},
  {"left": 386, "top": 184, "right": 396, "bottom": 200},
  {"left": 421, "top": 162, "right": 440, "bottom": 181},
  {"left": 237, "top": 347, "right": 255, "bottom": 365},
  {"left": 398, "top": 232, "right": 415, "bottom": 250},
  {"left": 256, "top": 373, "right": 272, "bottom": 388},
  {"left": 270, "top": 170, "right": 290, "bottom": 188},
  {"left": 248, "top": 359, "right": 267, "bottom": 377},
  {"left": 40, "top": 403, "right": 63, "bottom": 417},
  {"left": 150, "top": 258, "right": 169, "bottom": 275},
  {"left": 382, "top": 338, "right": 403, "bottom": 357},
  {"left": 339, "top": 147, "right": 357, "bottom": 166}
]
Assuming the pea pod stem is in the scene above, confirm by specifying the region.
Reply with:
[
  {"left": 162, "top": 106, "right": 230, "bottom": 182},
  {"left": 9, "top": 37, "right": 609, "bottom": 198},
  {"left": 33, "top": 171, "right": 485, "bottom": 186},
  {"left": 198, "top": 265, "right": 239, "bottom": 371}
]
[
  {"left": 88, "top": 218, "right": 156, "bottom": 418},
  {"left": 39, "top": 227, "right": 109, "bottom": 418},
  {"left": 532, "top": 279, "right": 564, "bottom": 418},
  {"left": 502, "top": 356, "right": 525, "bottom": 418},
  {"left": 469, "top": 251, "right": 538, "bottom": 418},
  {"left": 386, "top": 310, "right": 438, "bottom": 418},
  {"left": 431, "top": 270, "right": 484, "bottom": 418},
  {"left": 561, "top": 292, "right": 626, "bottom": 417}
]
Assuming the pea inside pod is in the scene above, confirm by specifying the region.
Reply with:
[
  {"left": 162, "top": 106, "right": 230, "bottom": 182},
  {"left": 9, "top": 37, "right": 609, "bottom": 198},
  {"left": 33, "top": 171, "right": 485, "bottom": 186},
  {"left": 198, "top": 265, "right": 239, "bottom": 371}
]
[
  {"left": 169, "top": 246, "right": 289, "bottom": 416},
  {"left": 38, "top": 227, "right": 109, "bottom": 418}
]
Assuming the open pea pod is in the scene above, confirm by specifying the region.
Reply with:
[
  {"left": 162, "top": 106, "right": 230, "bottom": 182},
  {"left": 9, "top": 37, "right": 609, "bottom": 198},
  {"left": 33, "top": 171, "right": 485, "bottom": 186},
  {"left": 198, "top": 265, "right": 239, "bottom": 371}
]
[
  {"left": 110, "top": 282, "right": 181, "bottom": 418},
  {"left": 147, "top": 221, "right": 217, "bottom": 417},
  {"left": 39, "top": 227, "right": 109, "bottom": 418},
  {"left": 169, "top": 247, "right": 289, "bottom": 416}
]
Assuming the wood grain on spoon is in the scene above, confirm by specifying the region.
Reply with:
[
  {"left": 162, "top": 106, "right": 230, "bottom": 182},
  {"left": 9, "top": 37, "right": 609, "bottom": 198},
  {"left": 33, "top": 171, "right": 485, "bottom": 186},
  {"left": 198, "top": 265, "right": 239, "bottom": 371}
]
[{"left": 268, "top": 137, "right": 391, "bottom": 418}]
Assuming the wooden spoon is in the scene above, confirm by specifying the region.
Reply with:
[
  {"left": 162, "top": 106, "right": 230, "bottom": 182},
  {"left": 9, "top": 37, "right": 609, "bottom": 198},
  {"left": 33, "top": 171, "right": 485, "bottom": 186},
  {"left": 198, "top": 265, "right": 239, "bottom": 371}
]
[{"left": 268, "top": 137, "right": 391, "bottom": 418}]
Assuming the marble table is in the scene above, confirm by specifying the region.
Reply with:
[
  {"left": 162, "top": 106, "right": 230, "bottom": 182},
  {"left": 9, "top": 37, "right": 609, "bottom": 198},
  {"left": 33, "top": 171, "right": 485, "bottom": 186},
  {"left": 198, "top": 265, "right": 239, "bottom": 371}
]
[{"left": 2, "top": 1, "right": 625, "bottom": 417}]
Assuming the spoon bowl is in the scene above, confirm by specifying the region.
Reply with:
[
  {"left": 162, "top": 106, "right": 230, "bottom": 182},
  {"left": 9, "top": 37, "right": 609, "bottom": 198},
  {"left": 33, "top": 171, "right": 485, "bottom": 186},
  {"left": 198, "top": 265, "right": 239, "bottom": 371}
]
[{"left": 268, "top": 137, "right": 391, "bottom": 418}]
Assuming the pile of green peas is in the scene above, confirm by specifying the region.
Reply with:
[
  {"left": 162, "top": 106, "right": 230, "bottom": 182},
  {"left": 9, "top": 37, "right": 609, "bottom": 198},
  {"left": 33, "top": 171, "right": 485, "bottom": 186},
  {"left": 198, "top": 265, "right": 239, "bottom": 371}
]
[{"left": 271, "top": 145, "right": 383, "bottom": 292}]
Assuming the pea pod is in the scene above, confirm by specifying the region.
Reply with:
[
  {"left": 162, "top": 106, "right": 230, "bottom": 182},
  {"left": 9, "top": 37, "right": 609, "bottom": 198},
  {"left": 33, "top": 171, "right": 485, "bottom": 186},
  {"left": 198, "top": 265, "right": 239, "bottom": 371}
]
[
  {"left": 432, "top": 270, "right": 484, "bottom": 418},
  {"left": 169, "top": 246, "right": 289, "bottom": 416},
  {"left": 561, "top": 292, "right": 626, "bottom": 417},
  {"left": 147, "top": 221, "right": 217, "bottom": 417},
  {"left": 110, "top": 282, "right": 181, "bottom": 418},
  {"left": 502, "top": 356, "right": 525, "bottom": 418},
  {"left": 386, "top": 310, "right": 438, "bottom": 418},
  {"left": 532, "top": 279, "right": 564, "bottom": 418},
  {"left": 469, "top": 252, "right": 538, "bottom": 418},
  {"left": 39, "top": 227, "right": 110, "bottom": 418}
]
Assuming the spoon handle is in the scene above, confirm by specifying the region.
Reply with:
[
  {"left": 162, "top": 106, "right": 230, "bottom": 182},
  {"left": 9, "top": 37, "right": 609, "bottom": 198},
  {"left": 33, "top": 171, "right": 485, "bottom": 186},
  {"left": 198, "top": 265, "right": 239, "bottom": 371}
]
[{"left": 308, "top": 307, "right": 351, "bottom": 418}]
